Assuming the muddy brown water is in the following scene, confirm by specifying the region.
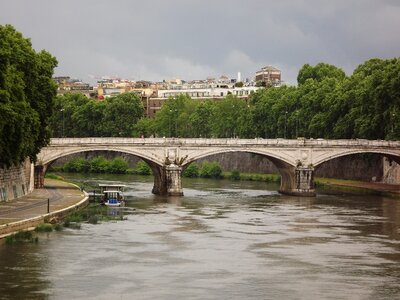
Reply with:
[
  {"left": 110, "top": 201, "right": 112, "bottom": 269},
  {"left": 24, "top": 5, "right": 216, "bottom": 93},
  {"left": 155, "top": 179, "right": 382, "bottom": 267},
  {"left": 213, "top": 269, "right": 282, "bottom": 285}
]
[{"left": 1, "top": 174, "right": 399, "bottom": 300}]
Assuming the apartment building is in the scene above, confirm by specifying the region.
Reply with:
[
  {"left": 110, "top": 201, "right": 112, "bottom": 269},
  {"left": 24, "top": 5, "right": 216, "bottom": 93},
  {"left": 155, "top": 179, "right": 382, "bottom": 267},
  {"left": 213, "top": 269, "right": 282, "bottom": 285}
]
[{"left": 255, "top": 66, "right": 281, "bottom": 86}]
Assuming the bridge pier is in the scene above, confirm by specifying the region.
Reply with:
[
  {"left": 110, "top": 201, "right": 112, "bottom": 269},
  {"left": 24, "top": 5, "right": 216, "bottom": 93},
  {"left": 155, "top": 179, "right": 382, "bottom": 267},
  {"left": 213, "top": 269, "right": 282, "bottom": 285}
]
[
  {"left": 150, "top": 164, "right": 183, "bottom": 196},
  {"left": 150, "top": 164, "right": 168, "bottom": 196},
  {"left": 279, "top": 167, "right": 315, "bottom": 197},
  {"left": 34, "top": 165, "right": 45, "bottom": 188},
  {"left": 166, "top": 164, "right": 183, "bottom": 196}
]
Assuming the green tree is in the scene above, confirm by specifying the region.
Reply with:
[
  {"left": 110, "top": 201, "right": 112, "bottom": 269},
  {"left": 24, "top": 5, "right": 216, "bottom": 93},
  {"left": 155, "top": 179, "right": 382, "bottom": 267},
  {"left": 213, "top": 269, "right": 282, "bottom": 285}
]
[
  {"left": 0, "top": 25, "right": 57, "bottom": 167},
  {"left": 132, "top": 117, "right": 155, "bottom": 137},
  {"left": 152, "top": 94, "right": 192, "bottom": 137},
  {"left": 211, "top": 95, "right": 247, "bottom": 138},
  {"left": 189, "top": 101, "right": 214, "bottom": 137},
  {"left": 234, "top": 82, "right": 244, "bottom": 87},
  {"left": 338, "top": 58, "right": 400, "bottom": 140},
  {"left": 50, "top": 92, "right": 144, "bottom": 137},
  {"left": 297, "top": 63, "right": 346, "bottom": 85},
  {"left": 102, "top": 93, "right": 144, "bottom": 136}
]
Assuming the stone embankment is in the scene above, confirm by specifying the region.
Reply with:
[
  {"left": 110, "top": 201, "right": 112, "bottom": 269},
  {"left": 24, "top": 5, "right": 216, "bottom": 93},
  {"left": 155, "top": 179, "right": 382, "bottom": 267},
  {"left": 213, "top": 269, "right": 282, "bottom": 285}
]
[
  {"left": 0, "top": 179, "right": 88, "bottom": 238},
  {"left": 0, "top": 160, "right": 34, "bottom": 202}
]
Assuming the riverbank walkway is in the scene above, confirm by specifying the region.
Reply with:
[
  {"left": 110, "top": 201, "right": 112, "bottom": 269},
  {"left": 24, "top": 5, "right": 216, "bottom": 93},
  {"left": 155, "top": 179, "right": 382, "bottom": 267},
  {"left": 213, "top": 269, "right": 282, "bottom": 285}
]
[{"left": 0, "top": 179, "right": 87, "bottom": 236}]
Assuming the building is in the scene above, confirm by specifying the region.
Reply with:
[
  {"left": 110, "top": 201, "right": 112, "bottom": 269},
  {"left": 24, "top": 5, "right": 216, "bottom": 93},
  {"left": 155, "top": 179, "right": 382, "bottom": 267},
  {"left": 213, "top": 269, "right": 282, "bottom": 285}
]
[
  {"left": 54, "top": 67, "right": 276, "bottom": 117},
  {"left": 255, "top": 66, "right": 281, "bottom": 87},
  {"left": 53, "top": 76, "right": 96, "bottom": 98}
]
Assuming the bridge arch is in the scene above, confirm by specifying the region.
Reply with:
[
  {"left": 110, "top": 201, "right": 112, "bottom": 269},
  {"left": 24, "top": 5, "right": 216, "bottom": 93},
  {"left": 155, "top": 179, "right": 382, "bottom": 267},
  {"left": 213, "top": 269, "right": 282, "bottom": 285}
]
[
  {"left": 313, "top": 149, "right": 400, "bottom": 167},
  {"left": 35, "top": 147, "right": 168, "bottom": 194},
  {"left": 183, "top": 148, "right": 297, "bottom": 168},
  {"left": 38, "top": 147, "right": 164, "bottom": 167},
  {"left": 182, "top": 149, "right": 307, "bottom": 196}
]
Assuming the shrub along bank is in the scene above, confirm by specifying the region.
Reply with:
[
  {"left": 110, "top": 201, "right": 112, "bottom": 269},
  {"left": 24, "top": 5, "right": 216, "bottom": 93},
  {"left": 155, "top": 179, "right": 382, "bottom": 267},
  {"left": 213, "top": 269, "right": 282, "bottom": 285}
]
[{"left": 50, "top": 157, "right": 280, "bottom": 182}]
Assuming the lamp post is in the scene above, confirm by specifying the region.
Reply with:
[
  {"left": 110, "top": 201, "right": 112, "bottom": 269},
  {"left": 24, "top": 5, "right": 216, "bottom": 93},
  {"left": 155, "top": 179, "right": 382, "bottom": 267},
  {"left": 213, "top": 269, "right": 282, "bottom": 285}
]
[
  {"left": 284, "top": 110, "right": 288, "bottom": 139},
  {"left": 169, "top": 109, "right": 178, "bottom": 137},
  {"left": 60, "top": 108, "right": 65, "bottom": 137}
]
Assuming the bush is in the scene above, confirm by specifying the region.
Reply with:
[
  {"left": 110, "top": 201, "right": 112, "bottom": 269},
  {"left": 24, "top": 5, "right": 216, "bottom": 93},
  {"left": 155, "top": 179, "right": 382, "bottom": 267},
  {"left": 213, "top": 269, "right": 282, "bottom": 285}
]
[
  {"left": 134, "top": 160, "right": 152, "bottom": 175},
  {"left": 35, "top": 223, "right": 54, "bottom": 232},
  {"left": 62, "top": 158, "right": 90, "bottom": 173},
  {"left": 183, "top": 163, "right": 199, "bottom": 177},
  {"left": 230, "top": 170, "right": 241, "bottom": 180},
  {"left": 199, "top": 161, "right": 222, "bottom": 178},
  {"left": 90, "top": 156, "right": 109, "bottom": 173},
  {"left": 57, "top": 156, "right": 132, "bottom": 174},
  {"left": 54, "top": 224, "right": 63, "bottom": 231},
  {"left": 209, "top": 162, "right": 222, "bottom": 178},
  {"left": 109, "top": 157, "right": 129, "bottom": 173},
  {"left": 88, "top": 215, "right": 99, "bottom": 224},
  {"left": 5, "top": 231, "right": 35, "bottom": 244}
]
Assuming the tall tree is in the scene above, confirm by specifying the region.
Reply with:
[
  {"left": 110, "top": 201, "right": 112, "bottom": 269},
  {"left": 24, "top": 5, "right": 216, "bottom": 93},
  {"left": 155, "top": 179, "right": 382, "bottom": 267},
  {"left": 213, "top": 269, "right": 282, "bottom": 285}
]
[{"left": 0, "top": 25, "right": 57, "bottom": 167}]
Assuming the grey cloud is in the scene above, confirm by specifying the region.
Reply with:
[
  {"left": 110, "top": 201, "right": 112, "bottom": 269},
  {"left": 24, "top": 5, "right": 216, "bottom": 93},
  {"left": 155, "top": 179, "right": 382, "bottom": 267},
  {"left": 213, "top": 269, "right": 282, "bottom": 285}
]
[{"left": 1, "top": 0, "right": 399, "bottom": 84}]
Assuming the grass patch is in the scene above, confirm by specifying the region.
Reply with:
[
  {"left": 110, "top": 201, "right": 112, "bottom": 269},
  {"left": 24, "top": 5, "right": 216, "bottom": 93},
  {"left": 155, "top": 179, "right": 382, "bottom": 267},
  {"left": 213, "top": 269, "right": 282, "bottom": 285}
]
[
  {"left": 5, "top": 231, "right": 38, "bottom": 245},
  {"left": 35, "top": 223, "right": 54, "bottom": 232},
  {"left": 54, "top": 223, "right": 63, "bottom": 231},
  {"left": 45, "top": 173, "right": 65, "bottom": 181},
  {"left": 63, "top": 219, "right": 81, "bottom": 229},
  {"left": 222, "top": 171, "right": 281, "bottom": 183}
]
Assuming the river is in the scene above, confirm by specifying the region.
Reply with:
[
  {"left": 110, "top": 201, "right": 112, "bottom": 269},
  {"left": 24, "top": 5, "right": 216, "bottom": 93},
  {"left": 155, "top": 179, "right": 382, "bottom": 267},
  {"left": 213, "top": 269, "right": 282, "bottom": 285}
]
[{"left": 1, "top": 173, "right": 400, "bottom": 300}]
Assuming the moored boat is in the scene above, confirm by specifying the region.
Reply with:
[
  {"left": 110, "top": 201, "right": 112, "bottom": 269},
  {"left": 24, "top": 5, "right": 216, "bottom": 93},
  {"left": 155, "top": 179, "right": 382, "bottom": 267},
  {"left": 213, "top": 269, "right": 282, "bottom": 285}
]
[{"left": 99, "top": 184, "right": 125, "bottom": 207}]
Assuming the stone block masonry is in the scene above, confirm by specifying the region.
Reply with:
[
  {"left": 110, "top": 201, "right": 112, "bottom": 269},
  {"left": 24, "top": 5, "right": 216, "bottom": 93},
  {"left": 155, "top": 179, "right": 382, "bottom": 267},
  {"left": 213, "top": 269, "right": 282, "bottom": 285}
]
[{"left": 0, "top": 160, "right": 33, "bottom": 202}]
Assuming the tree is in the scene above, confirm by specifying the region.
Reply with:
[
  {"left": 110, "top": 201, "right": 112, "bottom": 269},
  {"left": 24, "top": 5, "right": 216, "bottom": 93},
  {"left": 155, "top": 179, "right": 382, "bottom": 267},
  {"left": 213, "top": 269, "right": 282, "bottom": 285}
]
[
  {"left": 132, "top": 117, "right": 155, "bottom": 137},
  {"left": 102, "top": 93, "right": 144, "bottom": 136},
  {"left": 152, "top": 94, "right": 192, "bottom": 137},
  {"left": 211, "top": 95, "right": 247, "bottom": 138},
  {"left": 0, "top": 25, "right": 57, "bottom": 167},
  {"left": 49, "top": 92, "right": 144, "bottom": 137},
  {"left": 297, "top": 63, "right": 346, "bottom": 85},
  {"left": 234, "top": 82, "right": 244, "bottom": 87},
  {"left": 189, "top": 101, "right": 213, "bottom": 137},
  {"left": 334, "top": 58, "right": 400, "bottom": 140}
]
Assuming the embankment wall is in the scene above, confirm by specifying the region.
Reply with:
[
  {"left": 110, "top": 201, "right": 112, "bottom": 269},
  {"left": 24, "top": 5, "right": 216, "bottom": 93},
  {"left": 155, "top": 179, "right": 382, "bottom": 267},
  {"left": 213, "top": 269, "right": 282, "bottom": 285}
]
[
  {"left": 0, "top": 160, "right": 33, "bottom": 202},
  {"left": 0, "top": 191, "right": 88, "bottom": 238}
]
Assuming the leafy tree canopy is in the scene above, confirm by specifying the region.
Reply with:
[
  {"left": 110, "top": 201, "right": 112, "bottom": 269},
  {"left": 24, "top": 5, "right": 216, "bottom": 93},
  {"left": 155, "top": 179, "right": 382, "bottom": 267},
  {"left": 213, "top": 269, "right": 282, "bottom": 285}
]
[
  {"left": 0, "top": 25, "right": 57, "bottom": 167},
  {"left": 297, "top": 63, "right": 346, "bottom": 85}
]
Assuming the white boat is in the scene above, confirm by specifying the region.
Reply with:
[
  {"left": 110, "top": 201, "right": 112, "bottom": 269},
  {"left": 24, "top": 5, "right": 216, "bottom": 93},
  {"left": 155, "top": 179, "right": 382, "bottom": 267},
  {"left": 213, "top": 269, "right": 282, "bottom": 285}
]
[{"left": 99, "top": 184, "right": 125, "bottom": 207}]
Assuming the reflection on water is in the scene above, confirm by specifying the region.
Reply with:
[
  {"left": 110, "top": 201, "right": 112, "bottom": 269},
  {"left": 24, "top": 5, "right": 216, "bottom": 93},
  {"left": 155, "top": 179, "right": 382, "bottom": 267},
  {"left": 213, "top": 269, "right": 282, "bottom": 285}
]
[{"left": 0, "top": 174, "right": 400, "bottom": 300}]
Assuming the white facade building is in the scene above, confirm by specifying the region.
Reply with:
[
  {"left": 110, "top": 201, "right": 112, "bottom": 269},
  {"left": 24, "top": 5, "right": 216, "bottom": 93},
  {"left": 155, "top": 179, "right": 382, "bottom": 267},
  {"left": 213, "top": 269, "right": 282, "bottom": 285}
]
[{"left": 157, "top": 86, "right": 260, "bottom": 99}]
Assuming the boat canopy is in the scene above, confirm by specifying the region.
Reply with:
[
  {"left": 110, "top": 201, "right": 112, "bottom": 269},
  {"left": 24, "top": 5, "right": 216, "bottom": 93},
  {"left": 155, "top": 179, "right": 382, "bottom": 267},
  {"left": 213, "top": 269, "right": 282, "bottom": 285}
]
[{"left": 99, "top": 184, "right": 125, "bottom": 193}]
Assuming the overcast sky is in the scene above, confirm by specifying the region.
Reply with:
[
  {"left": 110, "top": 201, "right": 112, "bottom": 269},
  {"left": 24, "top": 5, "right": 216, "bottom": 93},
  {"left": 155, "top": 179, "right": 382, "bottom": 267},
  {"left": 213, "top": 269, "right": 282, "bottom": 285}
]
[{"left": 1, "top": 0, "right": 399, "bottom": 84}]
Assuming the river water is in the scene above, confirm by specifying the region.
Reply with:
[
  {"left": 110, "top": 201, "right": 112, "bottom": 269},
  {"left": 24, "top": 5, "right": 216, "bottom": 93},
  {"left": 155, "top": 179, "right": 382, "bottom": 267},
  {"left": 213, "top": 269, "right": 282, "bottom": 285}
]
[{"left": 1, "top": 174, "right": 400, "bottom": 300}]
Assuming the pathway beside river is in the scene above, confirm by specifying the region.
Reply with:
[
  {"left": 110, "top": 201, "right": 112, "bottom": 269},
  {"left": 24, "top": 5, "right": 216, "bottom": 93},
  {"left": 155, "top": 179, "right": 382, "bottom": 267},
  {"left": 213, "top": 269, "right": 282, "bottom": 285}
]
[
  {"left": 0, "top": 179, "right": 87, "bottom": 237},
  {"left": 316, "top": 178, "right": 400, "bottom": 195}
]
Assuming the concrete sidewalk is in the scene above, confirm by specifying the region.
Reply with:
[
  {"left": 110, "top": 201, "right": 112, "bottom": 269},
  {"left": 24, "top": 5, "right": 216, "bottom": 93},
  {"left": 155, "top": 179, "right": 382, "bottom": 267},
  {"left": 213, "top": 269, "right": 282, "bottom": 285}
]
[{"left": 0, "top": 179, "right": 87, "bottom": 231}]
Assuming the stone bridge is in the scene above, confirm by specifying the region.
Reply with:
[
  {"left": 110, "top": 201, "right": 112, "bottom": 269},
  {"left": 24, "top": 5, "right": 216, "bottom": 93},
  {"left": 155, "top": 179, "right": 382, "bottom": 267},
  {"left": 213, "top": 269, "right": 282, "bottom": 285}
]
[{"left": 35, "top": 138, "right": 400, "bottom": 197}]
